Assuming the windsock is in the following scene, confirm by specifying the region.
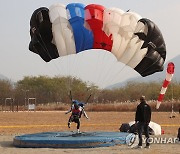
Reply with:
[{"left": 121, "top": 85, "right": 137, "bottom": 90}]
[{"left": 156, "top": 62, "right": 175, "bottom": 109}]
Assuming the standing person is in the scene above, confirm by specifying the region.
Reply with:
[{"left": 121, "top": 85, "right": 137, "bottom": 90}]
[
  {"left": 135, "top": 96, "right": 151, "bottom": 149},
  {"left": 65, "top": 100, "right": 88, "bottom": 133},
  {"left": 177, "top": 128, "right": 180, "bottom": 141}
]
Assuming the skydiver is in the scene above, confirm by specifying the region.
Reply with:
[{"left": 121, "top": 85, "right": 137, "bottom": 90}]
[{"left": 65, "top": 100, "right": 88, "bottom": 133}]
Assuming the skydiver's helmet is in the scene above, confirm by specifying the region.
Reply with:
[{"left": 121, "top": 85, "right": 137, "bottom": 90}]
[
  {"left": 72, "top": 100, "right": 79, "bottom": 109},
  {"left": 72, "top": 100, "right": 78, "bottom": 104}
]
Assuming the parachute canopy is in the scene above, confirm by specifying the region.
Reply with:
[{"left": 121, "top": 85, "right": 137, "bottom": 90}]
[{"left": 29, "top": 3, "right": 166, "bottom": 77}]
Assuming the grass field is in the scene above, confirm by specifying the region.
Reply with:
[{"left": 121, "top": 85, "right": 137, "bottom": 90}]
[{"left": 0, "top": 111, "right": 179, "bottom": 135}]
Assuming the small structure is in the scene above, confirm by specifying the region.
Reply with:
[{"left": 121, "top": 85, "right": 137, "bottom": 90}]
[
  {"left": 4, "top": 98, "right": 14, "bottom": 112},
  {"left": 27, "top": 98, "right": 36, "bottom": 111}
]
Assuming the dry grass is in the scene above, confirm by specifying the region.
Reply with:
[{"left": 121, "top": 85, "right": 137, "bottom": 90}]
[
  {"left": 0, "top": 101, "right": 179, "bottom": 136},
  {"left": 86, "top": 103, "right": 138, "bottom": 112},
  {"left": 1, "top": 100, "right": 179, "bottom": 112},
  {"left": 0, "top": 111, "right": 179, "bottom": 136},
  {"left": 84, "top": 101, "right": 180, "bottom": 112}
]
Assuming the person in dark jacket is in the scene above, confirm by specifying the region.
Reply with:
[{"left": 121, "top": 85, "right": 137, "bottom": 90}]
[
  {"left": 177, "top": 127, "right": 180, "bottom": 141},
  {"left": 135, "top": 96, "right": 151, "bottom": 149}
]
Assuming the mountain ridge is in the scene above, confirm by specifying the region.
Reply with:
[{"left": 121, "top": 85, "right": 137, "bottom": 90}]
[{"left": 0, "top": 74, "right": 9, "bottom": 80}]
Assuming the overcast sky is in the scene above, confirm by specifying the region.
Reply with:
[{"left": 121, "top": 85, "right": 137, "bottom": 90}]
[{"left": 0, "top": 0, "right": 179, "bottom": 88}]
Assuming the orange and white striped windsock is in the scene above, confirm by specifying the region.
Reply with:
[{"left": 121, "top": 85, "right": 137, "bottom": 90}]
[{"left": 156, "top": 62, "right": 175, "bottom": 109}]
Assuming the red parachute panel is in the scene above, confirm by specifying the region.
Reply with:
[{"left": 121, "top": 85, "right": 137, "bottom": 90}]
[{"left": 85, "top": 4, "right": 113, "bottom": 51}]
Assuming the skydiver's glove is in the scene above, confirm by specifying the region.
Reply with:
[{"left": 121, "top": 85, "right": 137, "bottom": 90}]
[{"left": 86, "top": 117, "right": 90, "bottom": 120}]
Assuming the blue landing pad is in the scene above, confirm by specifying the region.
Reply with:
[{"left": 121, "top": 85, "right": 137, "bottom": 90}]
[{"left": 13, "top": 131, "right": 135, "bottom": 148}]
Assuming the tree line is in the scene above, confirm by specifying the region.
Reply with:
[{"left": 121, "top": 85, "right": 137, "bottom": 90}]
[{"left": 0, "top": 76, "right": 180, "bottom": 106}]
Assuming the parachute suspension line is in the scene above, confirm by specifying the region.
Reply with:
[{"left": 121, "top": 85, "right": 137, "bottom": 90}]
[
  {"left": 97, "top": 53, "right": 117, "bottom": 89},
  {"left": 103, "top": 57, "right": 138, "bottom": 89},
  {"left": 34, "top": 33, "right": 65, "bottom": 75},
  {"left": 84, "top": 94, "right": 92, "bottom": 105},
  {"left": 105, "top": 63, "right": 128, "bottom": 88},
  {"left": 31, "top": 28, "right": 71, "bottom": 94},
  {"left": 35, "top": 33, "right": 72, "bottom": 94},
  {"left": 105, "top": 51, "right": 161, "bottom": 88},
  {"left": 65, "top": 54, "right": 70, "bottom": 91},
  {"left": 68, "top": 53, "right": 74, "bottom": 91},
  {"left": 67, "top": 55, "right": 75, "bottom": 93},
  {"left": 100, "top": 56, "right": 123, "bottom": 89},
  {"left": 94, "top": 50, "right": 112, "bottom": 88},
  {"left": 78, "top": 54, "right": 87, "bottom": 81},
  {"left": 94, "top": 28, "right": 110, "bottom": 88},
  {"left": 32, "top": 44, "right": 56, "bottom": 75},
  {"left": 92, "top": 50, "right": 103, "bottom": 88},
  {"left": 103, "top": 32, "right": 143, "bottom": 88},
  {"left": 69, "top": 90, "right": 73, "bottom": 101},
  {"left": 62, "top": 26, "right": 76, "bottom": 92},
  {"left": 71, "top": 53, "right": 83, "bottom": 86},
  {"left": 67, "top": 56, "right": 78, "bottom": 94},
  {"left": 69, "top": 55, "right": 78, "bottom": 91}
]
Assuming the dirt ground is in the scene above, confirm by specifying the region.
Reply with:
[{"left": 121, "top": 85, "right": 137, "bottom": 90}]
[{"left": 0, "top": 111, "right": 179, "bottom": 154}]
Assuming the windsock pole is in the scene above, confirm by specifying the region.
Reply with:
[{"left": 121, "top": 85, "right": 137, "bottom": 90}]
[{"left": 156, "top": 62, "right": 175, "bottom": 109}]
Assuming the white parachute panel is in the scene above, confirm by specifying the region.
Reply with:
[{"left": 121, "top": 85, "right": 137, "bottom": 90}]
[
  {"left": 118, "top": 12, "right": 141, "bottom": 61},
  {"left": 49, "top": 3, "right": 76, "bottom": 57}
]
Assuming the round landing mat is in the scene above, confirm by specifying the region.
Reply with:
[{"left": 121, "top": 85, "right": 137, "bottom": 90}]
[{"left": 13, "top": 131, "right": 135, "bottom": 148}]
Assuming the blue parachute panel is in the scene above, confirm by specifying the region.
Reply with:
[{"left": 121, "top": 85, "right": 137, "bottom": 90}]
[{"left": 66, "top": 3, "right": 94, "bottom": 53}]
